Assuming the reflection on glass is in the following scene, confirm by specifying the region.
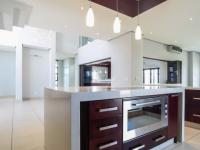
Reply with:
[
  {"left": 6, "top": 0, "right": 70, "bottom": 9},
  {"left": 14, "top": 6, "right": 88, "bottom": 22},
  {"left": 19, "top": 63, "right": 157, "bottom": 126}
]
[
  {"left": 91, "top": 66, "right": 109, "bottom": 83},
  {"left": 128, "top": 105, "right": 161, "bottom": 131}
]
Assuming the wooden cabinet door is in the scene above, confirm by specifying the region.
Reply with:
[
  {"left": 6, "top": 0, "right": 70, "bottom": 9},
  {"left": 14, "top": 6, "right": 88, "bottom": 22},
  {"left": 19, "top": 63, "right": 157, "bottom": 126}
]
[{"left": 168, "top": 94, "right": 180, "bottom": 142}]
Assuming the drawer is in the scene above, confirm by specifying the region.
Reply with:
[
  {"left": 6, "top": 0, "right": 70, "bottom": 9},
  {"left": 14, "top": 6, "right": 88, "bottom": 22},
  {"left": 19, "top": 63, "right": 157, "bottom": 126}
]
[
  {"left": 90, "top": 117, "right": 122, "bottom": 139},
  {"left": 149, "top": 127, "right": 169, "bottom": 148},
  {"left": 123, "top": 135, "right": 149, "bottom": 150},
  {"left": 188, "top": 108, "right": 200, "bottom": 124},
  {"left": 89, "top": 99, "right": 122, "bottom": 121},
  {"left": 89, "top": 134, "right": 122, "bottom": 150},
  {"left": 186, "top": 90, "right": 200, "bottom": 105}
]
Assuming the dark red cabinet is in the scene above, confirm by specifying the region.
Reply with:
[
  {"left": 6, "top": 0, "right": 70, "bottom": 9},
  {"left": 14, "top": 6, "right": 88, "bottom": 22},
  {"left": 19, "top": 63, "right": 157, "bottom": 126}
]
[
  {"left": 81, "top": 94, "right": 181, "bottom": 150},
  {"left": 185, "top": 89, "right": 200, "bottom": 124},
  {"left": 81, "top": 99, "right": 123, "bottom": 150},
  {"left": 168, "top": 94, "right": 180, "bottom": 141},
  {"left": 123, "top": 127, "right": 169, "bottom": 150}
]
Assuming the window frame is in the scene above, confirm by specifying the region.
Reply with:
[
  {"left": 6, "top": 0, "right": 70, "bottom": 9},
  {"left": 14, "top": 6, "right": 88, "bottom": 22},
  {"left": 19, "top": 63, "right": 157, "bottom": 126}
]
[{"left": 143, "top": 67, "right": 160, "bottom": 84}]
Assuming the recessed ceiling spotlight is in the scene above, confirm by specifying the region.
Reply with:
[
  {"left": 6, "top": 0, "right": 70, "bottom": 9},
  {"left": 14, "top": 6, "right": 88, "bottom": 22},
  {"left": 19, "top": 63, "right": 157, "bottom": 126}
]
[
  {"left": 150, "top": 31, "right": 153, "bottom": 35},
  {"left": 174, "top": 40, "right": 178, "bottom": 43},
  {"left": 189, "top": 17, "right": 193, "bottom": 21},
  {"left": 81, "top": 6, "right": 84, "bottom": 11}
]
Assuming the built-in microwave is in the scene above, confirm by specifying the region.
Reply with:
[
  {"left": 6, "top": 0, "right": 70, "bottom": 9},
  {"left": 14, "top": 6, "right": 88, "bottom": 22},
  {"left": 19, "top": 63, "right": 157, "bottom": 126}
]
[{"left": 123, "top": 95, "right": 168, "bottom": 142}]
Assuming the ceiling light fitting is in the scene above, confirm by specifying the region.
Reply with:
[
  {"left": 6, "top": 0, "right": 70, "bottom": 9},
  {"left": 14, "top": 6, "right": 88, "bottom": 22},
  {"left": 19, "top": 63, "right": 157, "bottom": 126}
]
[
  {"left": 86, "top": 0, "right": 94, "bottom": 27},
  {"left": 113, "top": 0, "right": 121, "bottom": 33},
  {"left": 135, "top": 0, "right": 142, "bottom": 40}
]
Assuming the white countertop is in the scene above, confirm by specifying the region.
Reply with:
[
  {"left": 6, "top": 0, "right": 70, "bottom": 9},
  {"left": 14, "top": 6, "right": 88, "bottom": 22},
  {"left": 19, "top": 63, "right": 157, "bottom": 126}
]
[{"left": 46, "top": 85, "right": 184, "bottom": 101}]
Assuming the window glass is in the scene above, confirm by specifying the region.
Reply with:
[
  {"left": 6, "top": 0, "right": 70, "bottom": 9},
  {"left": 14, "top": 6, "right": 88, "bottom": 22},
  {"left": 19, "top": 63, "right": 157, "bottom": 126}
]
[{"left": 143, "top": 68, "right": 159, "bottom": 84}]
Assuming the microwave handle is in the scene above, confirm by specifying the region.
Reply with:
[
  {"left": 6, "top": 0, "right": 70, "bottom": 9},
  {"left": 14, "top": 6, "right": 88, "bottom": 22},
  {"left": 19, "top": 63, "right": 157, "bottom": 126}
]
[{"left": 132, "top": 100, "right": 161, "bottom": 107}]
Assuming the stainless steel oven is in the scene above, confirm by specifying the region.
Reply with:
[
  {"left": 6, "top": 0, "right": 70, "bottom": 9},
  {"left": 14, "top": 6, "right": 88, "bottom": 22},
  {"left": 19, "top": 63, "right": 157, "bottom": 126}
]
[{"left": 123, "top": 96, "right": 168, "bottom": 142}]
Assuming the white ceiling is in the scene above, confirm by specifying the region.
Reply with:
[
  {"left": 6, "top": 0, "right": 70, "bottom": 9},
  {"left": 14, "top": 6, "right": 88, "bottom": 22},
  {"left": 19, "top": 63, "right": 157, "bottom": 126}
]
[{"left": 11, "top": 0, "right": 200, "bottom": 52}]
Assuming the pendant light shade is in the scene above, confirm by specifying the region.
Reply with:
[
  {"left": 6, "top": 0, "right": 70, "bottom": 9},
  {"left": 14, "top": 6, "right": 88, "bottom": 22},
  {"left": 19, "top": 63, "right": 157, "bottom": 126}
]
[
  {"left": 86, "top": 6, "right": 94, "bottom": 27},
  {"left": 135, "top": 0, "right": 142, "bottom": 40},
  {"left": 135, "top": 25, "right": 142, "bottom": 40},
  {"left": 113, "top": 16, "right": 121, "bottom": 33},
  {"left": 113, "top": 0, "right": 121, "bottom": 33}
]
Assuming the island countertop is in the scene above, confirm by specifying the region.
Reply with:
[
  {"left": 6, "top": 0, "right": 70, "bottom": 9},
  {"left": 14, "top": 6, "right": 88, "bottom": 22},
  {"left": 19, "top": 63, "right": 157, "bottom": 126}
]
[
  {"left": 45, "top": 85, "right": 184, "bottom": 102},
  {"left": 44, "top": 85, "right": 185, "bottom": 150}
]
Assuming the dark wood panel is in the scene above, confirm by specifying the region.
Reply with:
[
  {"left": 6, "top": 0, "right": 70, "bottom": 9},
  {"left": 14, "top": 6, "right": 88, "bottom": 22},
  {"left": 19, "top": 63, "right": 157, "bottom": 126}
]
[
  {"left": 89, "top": 134, "right": 122, "bottom": 150},
  {"left": 149, "top": 127, "right": 169, "bottom": 148},
  {"left": 91, "top": 0, "right": 167, "bottom": 18},
  {"left": 89, "top": 99, "right": 123, "bottom": 121},
  {"left": 89, "top": 117, "right": 122, "bottom": 139},
  {"left": 80, "top": 102, "right": 89, "bottom": 150},
  {"left": 123, "top": 127, "right": 168, "bottom": 150},
  {"left": 168, "top": 94, "right": 179, "bottom": 142},
  {"left": 188, "top": 107, "right": 200, "bottom": 124},
  {"left": 80, "top": 99, "right": 123, "bottom": 150},
  {"left": 123, "top": 134, "right": 150, "bottom": 150},
  {"left": 185, "top": 89, "right": 200, "bottom": 122}
]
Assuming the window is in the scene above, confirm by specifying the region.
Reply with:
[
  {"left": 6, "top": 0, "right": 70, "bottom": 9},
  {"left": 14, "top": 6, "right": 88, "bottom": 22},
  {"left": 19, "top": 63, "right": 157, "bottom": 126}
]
[{"left": 143, "top": 68, "right": 159, "bottom": 84}]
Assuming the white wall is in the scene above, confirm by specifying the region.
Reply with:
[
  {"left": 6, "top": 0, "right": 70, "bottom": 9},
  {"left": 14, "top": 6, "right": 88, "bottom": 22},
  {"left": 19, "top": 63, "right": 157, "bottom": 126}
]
[
  {"left": 143, "top": 58, "right": 168, "bottom": 84},
  {"left": 78, "top": 40, "right": 112, "bottom": 64},
  {"left": 0, "top": 50, "right": 16, "bottom": 97},
  {"left": 22, "top": 48, "right": 49, "bottom": 99},
  {"left": 110, "top": 32, "right": 143, "bottom": 86},
  {"left": 143, "top": 39, "right": 188, "bottom": 86},
  {"left": 188, "top": 51, "right": 200, "bottom": 87},
  {"left": 78, "top": 32, "right": 143, "bottom": 87},
  {"left": 13, "top": 26, "right": 56, "bottom": 101},
  {"left": 0, "top": 30, "right": 16, "bottom": 47}
]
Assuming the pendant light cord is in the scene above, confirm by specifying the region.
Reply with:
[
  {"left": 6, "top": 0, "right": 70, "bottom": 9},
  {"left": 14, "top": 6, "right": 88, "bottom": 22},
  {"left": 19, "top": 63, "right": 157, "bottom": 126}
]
[
  {"left": 116, "top": 0, "right": 119, "bottom": 16},
  {"left": 137, "top": 0, "right": 140, "bottom": 25},
  {"left": 89, "top": 0, "right": 91, "bottom": 8}
]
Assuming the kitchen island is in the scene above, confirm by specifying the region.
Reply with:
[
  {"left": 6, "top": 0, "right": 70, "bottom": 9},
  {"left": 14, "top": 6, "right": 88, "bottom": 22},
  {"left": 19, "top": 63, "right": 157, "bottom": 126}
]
[{"left": 44, "top": 86, "right": 185, "bottom": 150}]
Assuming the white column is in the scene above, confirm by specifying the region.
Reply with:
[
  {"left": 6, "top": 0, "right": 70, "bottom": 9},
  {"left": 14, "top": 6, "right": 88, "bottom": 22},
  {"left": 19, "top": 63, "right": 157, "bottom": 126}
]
[
  {"left": 15, "top": 43, "right": 23, "bottom": 101},
  {"left": 48, "top": 31, "right": 56, "bottom": 87}
]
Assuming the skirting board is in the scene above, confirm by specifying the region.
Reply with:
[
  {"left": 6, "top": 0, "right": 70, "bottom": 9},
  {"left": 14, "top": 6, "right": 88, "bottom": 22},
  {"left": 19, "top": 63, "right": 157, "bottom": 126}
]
[
  {"left": 0, "top": 96, "right": 15, "bottom": 99},
  {"left": 185, "top": 121, "right": 200, "bottom": 130}
]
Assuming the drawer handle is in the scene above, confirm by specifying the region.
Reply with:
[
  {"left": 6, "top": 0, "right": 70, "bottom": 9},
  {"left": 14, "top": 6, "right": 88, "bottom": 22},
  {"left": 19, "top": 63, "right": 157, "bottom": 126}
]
[
  {"left": 193, "top": 114, "right": 200, "bottom": 118},
  {"left": 132, "top": 144, "right": 146, "bottom": 150},
  {"left": 171, "top": 94, "right": 179, "bottom": 98},
  {"left": 99, "top": 141, "right": 118, "bottom": 150},
  {"left": 99, "top": 124, "right": 118, "bottom": 131},
  {"left": 193, "top": 97, "right": 200, "bottom": 101},
  {"left": 99, "top": 107, "right": 118, "bottom": 113},
  {"left": 154, "top": 136, "right": 166, "bottom": 142}
]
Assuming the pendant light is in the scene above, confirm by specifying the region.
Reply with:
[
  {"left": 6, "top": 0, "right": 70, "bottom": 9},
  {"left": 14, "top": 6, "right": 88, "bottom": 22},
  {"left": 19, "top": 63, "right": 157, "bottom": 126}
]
[
  {"left": 113, "top": 0, "right": 121, "bottom": 33},
  {"left": 86, "top": 0, "right": 94, "bottom": 27},
  {"left": 135, "top": 0, "right": 142, "bottom": 40}
]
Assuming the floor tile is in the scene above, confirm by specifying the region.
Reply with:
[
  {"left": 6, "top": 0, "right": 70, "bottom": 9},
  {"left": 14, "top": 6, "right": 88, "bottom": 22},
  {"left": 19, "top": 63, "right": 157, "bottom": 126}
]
[
  {"left": 0, "top": 98, "right": 200, "bottom": 150},
  {"left": 185, "top": 127, "right": 200, "bottom": 141}
]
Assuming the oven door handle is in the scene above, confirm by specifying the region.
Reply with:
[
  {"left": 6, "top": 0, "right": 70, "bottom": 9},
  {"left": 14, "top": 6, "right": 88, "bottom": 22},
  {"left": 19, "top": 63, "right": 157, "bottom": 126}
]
[{"left": 132, "top": 100, "right": 161, "bottom": 107}]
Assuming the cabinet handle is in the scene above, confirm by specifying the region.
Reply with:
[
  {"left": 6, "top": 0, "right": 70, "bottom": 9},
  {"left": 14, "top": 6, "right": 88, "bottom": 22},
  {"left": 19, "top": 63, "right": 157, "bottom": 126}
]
[
  {"left": 99, "top": 107, "right": 118, "bottom": 113},
  {"left": 193, "top": 114, "right": 200, "bottom": 118},
  {"left": 154, "top": 136, "right": 166, "bottom": 142},
  {"left": 132, "top": 144, "right": 146, "bottom": 150},
  {"left": 99, "top": 141, "right": 118, "bottom": 150},
  {"left": 99, "top": 124, "right": 118, "bottom": 131},
  {"left": 171, "top": 94, "right": 179, "bottom": 98},
  {"left": 193, "top": 97, "right": 200, "bottom": 101}
]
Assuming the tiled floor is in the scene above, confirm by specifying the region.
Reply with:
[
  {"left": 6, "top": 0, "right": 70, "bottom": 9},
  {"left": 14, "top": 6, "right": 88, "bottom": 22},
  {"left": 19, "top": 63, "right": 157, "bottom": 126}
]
[
  {"left": 0, "top": 98, "right": 200, "bottom": 150},
  {"left": 0, "top": 98, "right": 44, "bottom": 150}
]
